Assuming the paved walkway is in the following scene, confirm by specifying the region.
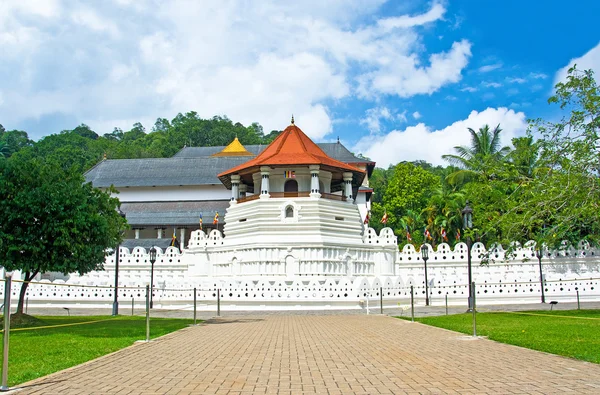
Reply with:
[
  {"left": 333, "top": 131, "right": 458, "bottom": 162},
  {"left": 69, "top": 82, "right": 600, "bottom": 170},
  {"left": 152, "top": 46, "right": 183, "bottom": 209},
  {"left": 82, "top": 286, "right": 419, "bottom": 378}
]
[{"left": 14, "top": 315, "right": 600, "bottom": 394}]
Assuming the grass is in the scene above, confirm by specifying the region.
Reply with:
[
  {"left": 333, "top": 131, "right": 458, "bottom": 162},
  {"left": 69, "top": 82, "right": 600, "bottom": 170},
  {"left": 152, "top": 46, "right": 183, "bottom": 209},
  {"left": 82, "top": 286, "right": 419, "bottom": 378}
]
[
  {"left": 1, "top": 315, "right": 194, "bottom": 386},
  {"left": 403, "top": 309, "right": 600, "bottom": 364}
]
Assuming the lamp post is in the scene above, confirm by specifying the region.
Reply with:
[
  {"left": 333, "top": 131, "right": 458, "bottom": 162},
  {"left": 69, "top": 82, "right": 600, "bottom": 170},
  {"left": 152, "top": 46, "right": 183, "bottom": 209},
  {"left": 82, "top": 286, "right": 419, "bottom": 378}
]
[
  {"left": 535, "top": 248, "right": 546, "bottom": 303},
  {"left": 112, "top": 208, "right": 127, "bottom": 316},
  {"left": 149, "top": 247, "right": 157, "bottom": 309},
  {"left": 421, "top": 245, "right": 430, "bottom": 306},
  {"left": 462, "top": 200, "right": 474, "bottom": 311}
]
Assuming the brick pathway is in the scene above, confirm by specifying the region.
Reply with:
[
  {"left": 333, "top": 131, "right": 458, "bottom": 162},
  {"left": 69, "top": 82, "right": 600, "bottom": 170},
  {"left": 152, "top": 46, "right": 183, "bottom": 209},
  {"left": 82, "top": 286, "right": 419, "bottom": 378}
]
[{"left": 14, "top": 315, "right": 600, "bottom": 394}]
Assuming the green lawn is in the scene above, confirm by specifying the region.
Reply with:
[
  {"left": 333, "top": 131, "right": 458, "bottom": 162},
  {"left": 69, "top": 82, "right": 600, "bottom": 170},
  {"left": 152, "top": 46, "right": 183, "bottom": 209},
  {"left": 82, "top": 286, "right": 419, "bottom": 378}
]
[
  {"left": 405, "top": 310, "right": 600, "bottom": 364},
  {"left": 1, "top": 315, "right": 194, "bottom": 386}
]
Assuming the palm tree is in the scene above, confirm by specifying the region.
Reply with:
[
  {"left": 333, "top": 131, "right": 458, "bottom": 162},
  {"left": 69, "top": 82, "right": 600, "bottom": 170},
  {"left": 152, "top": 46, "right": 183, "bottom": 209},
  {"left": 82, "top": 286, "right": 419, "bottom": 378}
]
[
  {"left": 422, "top": 188, "right": 465, "bottom": 244},
  {"left": 0, "top": 141, "right": 11, "bottom": 158},
  {"left": 442, "top": 124, "right": 511, "bottom": 185},
  {"left": 507, "top": 136, "right": 540, "bottom": 180}
]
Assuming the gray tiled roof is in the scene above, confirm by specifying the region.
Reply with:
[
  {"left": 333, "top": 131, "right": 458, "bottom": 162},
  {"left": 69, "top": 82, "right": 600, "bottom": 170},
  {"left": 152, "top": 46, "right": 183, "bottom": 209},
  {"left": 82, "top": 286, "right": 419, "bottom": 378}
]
[
  {"left": 121, "top": 238, "right": 174, "bottom": 251},
  {"left": 86, "top": 142, "right": 372, "bottom": 188},
  {"left": 85, "top": 157, "right": 251, "bottom": 187},
  {"left": 173, "top": 145, "right": 264, "bottom": 157},
  {"left": 173, "top": 142, "right": 369, "bottom": 162},
  {"left": 121, "top": 201, "right": 229, "bottom": 226}
]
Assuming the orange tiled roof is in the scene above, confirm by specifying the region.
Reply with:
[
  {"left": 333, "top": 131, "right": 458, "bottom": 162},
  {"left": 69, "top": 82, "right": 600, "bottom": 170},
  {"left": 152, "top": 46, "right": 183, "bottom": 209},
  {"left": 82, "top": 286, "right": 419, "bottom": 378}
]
[{"left": 218, "top": 124, "right": 365, "bottom": 177}]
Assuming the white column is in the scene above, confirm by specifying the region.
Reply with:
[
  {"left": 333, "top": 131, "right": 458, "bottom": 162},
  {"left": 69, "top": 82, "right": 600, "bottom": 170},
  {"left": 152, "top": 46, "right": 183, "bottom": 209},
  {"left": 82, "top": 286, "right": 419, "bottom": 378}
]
[
  {"left": 343, "top": 172, "right": 354, "bottom": 204},
  {"left": 309, "top": 165, "right": 321, "bottom": 199},
  {"left": 231, "top": 174, "right": 240, "bottom": 204},
  {"left": 260, "top": 166, "right": 270, "bottom": 199},
  {"left": 180, "top": 228, "right": 186, "bottom": 250},
  {"left": 134, "top": 229, "right": 140, "bottom": 239},
  {"left": 239, "top": 184, "right": 247, "bottom": 198},
  {"left": 157, "top": 228, "right": 163, "bottom": 238}
]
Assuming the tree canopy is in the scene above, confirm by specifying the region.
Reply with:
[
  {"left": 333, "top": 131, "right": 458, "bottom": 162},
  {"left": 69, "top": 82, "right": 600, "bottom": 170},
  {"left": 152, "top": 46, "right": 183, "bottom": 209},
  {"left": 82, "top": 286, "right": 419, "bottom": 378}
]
[{"left": 0, "top": 157, "right": 127, "bottom": 313}]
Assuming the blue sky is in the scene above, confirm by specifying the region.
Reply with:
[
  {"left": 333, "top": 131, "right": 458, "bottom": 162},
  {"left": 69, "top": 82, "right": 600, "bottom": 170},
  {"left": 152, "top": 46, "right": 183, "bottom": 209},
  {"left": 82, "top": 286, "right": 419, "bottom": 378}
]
[{"left": 1, "top": 0, "right": 599, "bottom": 166}]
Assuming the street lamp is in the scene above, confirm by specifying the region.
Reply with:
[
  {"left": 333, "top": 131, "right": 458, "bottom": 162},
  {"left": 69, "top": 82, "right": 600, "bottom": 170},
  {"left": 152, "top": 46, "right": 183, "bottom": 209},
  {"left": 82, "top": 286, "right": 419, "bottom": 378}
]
[
  {"left": 535, "top": 248, "right": 546, "bottom": 303},
  {"left": 421, "top": 245, "right": 430, "bottom": 306},
  {"left": 462, "top": 200, "right": 474, "bottom": 311},
  {"left": 149, "top": 247, "right": 157, "bottom": 309},
  {"left": 112, "top": 207, "right": 127, "bottom": 316}
]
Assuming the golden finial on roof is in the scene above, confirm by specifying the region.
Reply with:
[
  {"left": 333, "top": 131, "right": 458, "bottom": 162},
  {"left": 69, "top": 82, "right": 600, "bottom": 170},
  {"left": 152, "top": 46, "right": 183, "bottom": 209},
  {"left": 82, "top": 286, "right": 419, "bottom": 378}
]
[
  {"left": 291, "top": 114, "right": 294, "bottom": 125},
  {"left": 103, "top": 152, "right": 107, "bottom": 160},
  {"left": 211, "top": 137, "right": 255, "bottom": 157}
]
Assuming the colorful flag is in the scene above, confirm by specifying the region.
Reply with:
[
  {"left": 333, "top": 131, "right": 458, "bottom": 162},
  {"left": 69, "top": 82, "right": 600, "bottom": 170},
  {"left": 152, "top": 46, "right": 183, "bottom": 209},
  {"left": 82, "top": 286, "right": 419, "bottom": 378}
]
[
  {"left": 199, "top": 213, "right": 203, "bottom": 230},
  {"left": 213, "top": 212, "right": 219, "bottom": 225},
  {"left": 406, "top": 226, "right": 412, "bottom": 241},
  {"left": 170, "top": 230, "right": 180, "bottom": 251},
  {"left": 456, "top": 229, "right": 461, "bottom": 241},
  {"left": 284, "top": 170, "right": 295, "bottom": 178},
  {"left": 441, "top": 227, "right": 448, "bottom": 241},
  {"left": 424, "top": 227, "right": 432, "bottom": 240},
  {"left": 363, "top": 211, "right": 370, "bottom": 225},
  {"left": 380, "top": 211, "right": 389, "bottom": 224}
]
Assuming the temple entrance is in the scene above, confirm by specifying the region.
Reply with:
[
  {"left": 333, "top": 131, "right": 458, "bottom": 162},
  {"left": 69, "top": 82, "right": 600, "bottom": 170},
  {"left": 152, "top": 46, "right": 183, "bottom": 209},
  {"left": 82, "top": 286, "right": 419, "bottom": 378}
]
[{"left": 284, "top": 179, "right": 298, "bottom": 193}]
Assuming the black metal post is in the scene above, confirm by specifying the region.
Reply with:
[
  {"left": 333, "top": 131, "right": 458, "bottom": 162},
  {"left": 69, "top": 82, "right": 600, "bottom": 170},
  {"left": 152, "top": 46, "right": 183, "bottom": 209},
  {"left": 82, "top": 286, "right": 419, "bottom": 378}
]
[
  {"left": 112, "top": 245, "right": 121, "bottom": 316},
  {"left": 145, "top": 284, "right": 150, "bottom": 342},
  {"left": 112, "top": 208, "right": 126, "bottom": 316},
  {"left": 380, "top": 286, "right": 383, "bottom": 314},
  {"left": 424, "top": 257, "right": 429, "bottom": 306},
  {"left": 467, "top": 237, "right": 473, "bottom": 311},
  {"left": 462, "top": 201, "right": 474, "bottom": 312},
  {"left": 150, "top": 261, "right": 155, "bottom": 309},
  {"left": 2, "top": 274, "right": 12, "bottom": 391},
  {"left": 149, "top": 247, "right": 157, "bottom": 309},
  {"left": 536, "top": 249, "right": 546, "bottom": 303},
  {"left": 472, "top": 282, "right": 477, "bottom": 337},
  {"left": 410, "top": 285, "right": 414, "bottom": 322}
]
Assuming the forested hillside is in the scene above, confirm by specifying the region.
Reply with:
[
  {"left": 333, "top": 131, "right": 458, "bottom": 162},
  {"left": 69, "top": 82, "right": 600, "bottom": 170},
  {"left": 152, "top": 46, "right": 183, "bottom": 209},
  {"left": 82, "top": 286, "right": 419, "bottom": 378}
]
[
  {"left": 0, "top": 113, "right": 279, "bottom": 173},
  {"left": 1, "top": 67, "right": 599, "bottom": 251}
]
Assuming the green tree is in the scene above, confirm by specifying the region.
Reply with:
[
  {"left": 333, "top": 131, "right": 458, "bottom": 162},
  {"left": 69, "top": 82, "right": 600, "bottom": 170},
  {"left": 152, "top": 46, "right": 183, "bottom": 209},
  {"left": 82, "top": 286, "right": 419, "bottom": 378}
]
[
  {"left": 0, "top": 129, "right": 33, "bottom": 155},
  {"left": 442, "top": 124, "right": 512, "bottom": 186},
  {"left": 72, "top": 124, "right": 99, "bottom": 140},
  {"left": 0, "top": 141, "right": 10, "bottom": 158},
  {"left": 382, "top": 162, "right": 440, "bottom": 234},
  {"left": 482, "top": 67, "right": 600, "bottom": 249},
  {"left": 0, "top": 157, "right": 127, "bottom": 314}
]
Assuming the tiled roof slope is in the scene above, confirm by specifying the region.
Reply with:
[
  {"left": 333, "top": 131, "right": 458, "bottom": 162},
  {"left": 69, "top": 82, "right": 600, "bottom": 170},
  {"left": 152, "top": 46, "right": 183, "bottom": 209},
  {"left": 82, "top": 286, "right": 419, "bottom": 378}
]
[
  {"left": 121, "top": 201, "right": 227, "bottom": 226},
  {"left": 218, "top": 124, "right": 364, "bottom": 178},
  {"left": 174, "top": 143, "right": 369, "bottom": 163},
  {"left": 85, "top": 139, "right": 372, "bottom": 188},
  {"left": 85, "top": 157, "right": 251, "bottom": 187}
]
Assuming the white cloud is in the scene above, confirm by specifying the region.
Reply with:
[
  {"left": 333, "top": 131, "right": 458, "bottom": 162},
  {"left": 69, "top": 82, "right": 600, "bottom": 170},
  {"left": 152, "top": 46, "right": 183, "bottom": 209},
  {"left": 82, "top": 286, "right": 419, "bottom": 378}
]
[
  {"left": 507, "top": 77, "right": 527, "bottom": 84},
  {"left": 377, "top": 3, "right": 445, "bottom": 29},
  {"left": 412, "top": 111, "right": 421, "bottom": 120},
  {"left": 0, "top": 0, "right": 472, "bottom": 140},
  {"left": 360, "top": 107, "right": 394, "bottom": 134},
  {"left": 529, "top": 72, "right": 547, "bottom": 79},
  {"left": 478, "top": 63, "right": 502, "bottom": 73},
  {"left": 71, "top": 8, "right": 120, "bottom": 38},
  {"left": 482, "top": 82, "right": 502, "bottom": 88},
  {"left": 554, "top": 41, "right": 600, "bottom": 84},
  {"left": 358, "top": 39, "right": 472, "bottom": 98},
  {"left": 354, "top": 107, "right": 527, "bottom": 167},
  {"left": 461, "top": 86, "right": 478, "bottom": 93}
]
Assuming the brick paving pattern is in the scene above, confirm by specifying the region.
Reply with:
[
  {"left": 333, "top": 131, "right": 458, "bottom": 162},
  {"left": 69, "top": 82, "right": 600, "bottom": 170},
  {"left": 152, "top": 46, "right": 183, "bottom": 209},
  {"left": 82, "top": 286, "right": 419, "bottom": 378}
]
[{"left": 14, "top": 315, "right": 600, "bottom": 394}]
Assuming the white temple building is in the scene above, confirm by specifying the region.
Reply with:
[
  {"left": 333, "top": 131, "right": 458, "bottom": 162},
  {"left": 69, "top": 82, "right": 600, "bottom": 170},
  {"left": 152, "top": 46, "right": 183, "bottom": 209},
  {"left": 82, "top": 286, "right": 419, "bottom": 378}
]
[{"left": 6, "top": 120, "right": 600, "bottom": 310}]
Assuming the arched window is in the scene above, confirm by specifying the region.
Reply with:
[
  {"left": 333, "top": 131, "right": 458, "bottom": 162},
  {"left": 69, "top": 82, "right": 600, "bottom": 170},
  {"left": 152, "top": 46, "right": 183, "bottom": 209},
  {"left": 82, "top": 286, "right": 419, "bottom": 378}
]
[
  {"left": 285, "top": 205, "right": 294, "bottom": 218},
  {"left": 284, "top": 179, "right": 298, "bottom": 192}
]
